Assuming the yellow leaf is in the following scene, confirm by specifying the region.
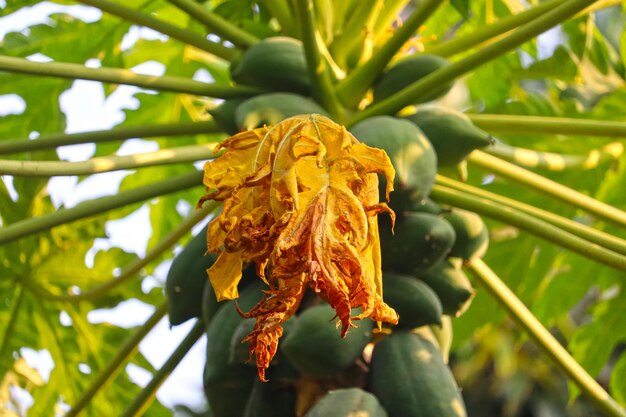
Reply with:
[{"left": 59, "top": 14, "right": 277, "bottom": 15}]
[{"left": 199, "top": 114, "right": 398, "bottom": 381}]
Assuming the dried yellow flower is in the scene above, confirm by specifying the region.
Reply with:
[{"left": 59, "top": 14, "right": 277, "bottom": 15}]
[{"left": 198, "top": 114, "right": 398, "bottom": 381}]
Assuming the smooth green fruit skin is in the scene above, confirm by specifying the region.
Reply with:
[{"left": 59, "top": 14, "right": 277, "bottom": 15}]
[
  {"left": 369, "top": 331, "right": 467, "bottom": 417},
  {"left": 382, "top": 272, "right": 443, "bottom": 328},
  {"left": 350, "top": 116, "right": 437, "bottom": 212},
  {"left": 281, "top": 304, "right": 373, "bottom": 377},
  {"left": 243, "top": 359, "right": 298, "bottom": 417},
  {"left": 379, "top": 212, "right": 456, "bottom": 275},
  {"left": 305, "top": 388, "right": 388, "bottom": 417},
  {"left": 166, "top": 226, "right": 216, "bottom": 326},
  {"left": 410, "top": 196, "right": 443, "bottom": 215},
  {"left": 373, "top": 54, "right": 453, "bottom": 103},
  {"left": 403, "top": 107, "right": 493, "bottom": 166},
  {"left": 208, "top": 98, "right": 247, "bottom": 135},
  {"left": 231, "top": 37, "right": 311, "bottom": 95},
  {"left": 235, "top": 93, "right": 329, "bottom": 129},
  {"left": 442, "top": 208, "right": 489, "bottom": 260},
  {"left": 419, "top": 260, "right": 475, "bottom": 317}
]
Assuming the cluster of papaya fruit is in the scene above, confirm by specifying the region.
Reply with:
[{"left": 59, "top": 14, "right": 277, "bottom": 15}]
[{"left": 166, "top": 35, "right": 496, "bottom": 417}]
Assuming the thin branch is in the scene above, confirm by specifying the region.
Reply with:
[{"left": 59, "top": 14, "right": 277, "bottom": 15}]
[
  {"left": 64, "top": 302, "right": 168, "bottom": 417},
  {"left": 436, "top": 175, "right": 626, "bottom": 256},
  {"left": 430, "top": 184, "right": 626, "bottom": 271},
  {"left": 74, "top": 0, "right": 236, "bottom": 60},
  {"left": 485, "top": 141, "right": 623, "bottom": 171},
  {"left": 0, "top": 144, "right": 218, "bottom": 176},
  {"left": 0, "top": 56, "right": 262, "bottom": 98},
  {"left": 372, "top": 0, "right": 411, "bottom": 41},
  {"left": 0, "top": 121, "right": 220, "bottom": 155},
  {"left": 119, "top": 320, "right": 205, "bottom": 417},
  {"left": 329, "top": 0, "right": 380, "bottom": 66},
  {"left": 468, "top": 150, "right": 626, "bottom": 228},
  {"left": 426, "top": 0, "right": 565, "bottom": 57},
  {"left": 467, "top": 113, "right": 626, "bottom": 138},
  {"left": 0, "top": 171, "right": 203, "bottom": 246},
  {"left": 468, "top": 259, "right": 626, "bottom": 417},
  {"left": 348, "top": 0, "right": 598, "bottom": 125},
  {"left": 166, "top": 0, "right": 259, "bottom": 48},
  {"left": 25, "top": 203, "right": 216, "bottom": 303},
  {"left": 336, "top": 0, "right": 444, "bottom": 109}
]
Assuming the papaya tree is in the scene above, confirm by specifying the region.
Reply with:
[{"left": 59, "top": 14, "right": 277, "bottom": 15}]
[{"left": 1, "top": 0, "right": 626, "bottom": 416}]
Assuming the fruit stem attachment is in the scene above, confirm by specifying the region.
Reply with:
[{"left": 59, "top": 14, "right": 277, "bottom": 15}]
[
  {"left": 0, "top": 171, "right": 203, "bottom": 246},
  {"left": 426, "top": 0, "right": 565, "bottom": 57},
  {"left": 468, "top": 150, "right": 626, "bottom": 227},
  {"left": 74, "top": 0, "right": 237, "bottom": 60},
  {"left": 23, "top": 203, "right": 216, "bottom": 303},
  {"left": 119, "top": 320, "right": 205, "bottom": 417},
  {"left": 262, "top": 0, "right": 299, "bottom": 37},
  {"left": 0, "top": 56, "right": 262, "bottom": 98},
  {"left": 467, "top": 113, "right": 626, "bottom": 138},
  {"left": 467, "top": 259, "right": 626, "bottom": 417},
  {"left": 436, "top": 175, "right": 626, "bottom": 256},
  {"left": 296, "top": 0, "right": 345, "bottom": 121},
  {"left": 166, "top": 0, "right": 259, "bottom": 48},
  {"left": 348, "top": 0, "right": 597, "bottom": 125},
  {"left": 336, "top": 0, "right": 445, "bottom": 109},
  {"left": 64, "top": 302, "right": 168, "bottom": 417},
  {"left": 0, "top": 144, "right": 219, "bottom": 176},
  {"left": 430, "top": 184, "right": 626, "bottom": 271}
]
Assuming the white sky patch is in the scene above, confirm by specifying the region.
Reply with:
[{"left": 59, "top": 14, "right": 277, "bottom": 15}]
[
  {"left": 104, "top": 204, "right": 151, "bottom": 257},
  {"left": 26, "top": 52, "right": 53, "bottom": 63},
  {"left": 47, "top": 170, "right": 129, "bottom": 208},
  {"left": 176, "top": 199, "right": 191, "bottom": 217},
  {"left": 131, "top": 60, "right": 166, "bottom": 77},
  {"left": 78, "top": 363, "right": 92, "bottom": 374},
  {"left": 116, "top": 138, "right": 159, "bottom": 156},
  {"left": 121, "top": 25, "right": 169, "bottom": 51},
  {"left": 88, "top": 298, "right": 155, "bottom": 328},
  {"left": 8, "top": 385, "right": 34, "bottom": 416},
  {"left": 142, "top": 259, "right": 171, "bottom": 292},
  {"left": 537, "top": 25, "right": 565, "bottom": 60},
  {"left": 19, "top": 348, "right": 54, "bottom": 383},
  {"left": 192, "top": 68, "right": 214, "bottom": 83},
  {"left": 59, "top": 311, "right": 73, "bottom": 326},
  {"left": 0, "top": 94, "right": 26, "bottom": 116},
  {"left": 126, "top": 363, "right": 152, "bottom": 388},
  {"left": 1, "top": 176, "right": 18, "bottom": 202}
]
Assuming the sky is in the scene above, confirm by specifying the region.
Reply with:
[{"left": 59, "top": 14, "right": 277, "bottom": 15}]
[{"left": 0, "top": 2, "right": 210, "bottom": 414}]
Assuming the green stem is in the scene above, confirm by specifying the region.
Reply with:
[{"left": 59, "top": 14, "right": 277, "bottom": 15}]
[
  {"left": 430, "top": 184, "right": 626, "bottom": 271},
  {"left": 436, "top": 175, "right": 626, "bottom": 256},
  {"left": 0, "top": 285, "right": 24, "bottom": 373},
  {"left": 0, "top": 121, "right": 220, "bottom": 155},
  {"left": 330, "top": 0, "right": 379, "bottom": 66},
  {"left": 262, "top": 0, "right": 298, "bottom": 37},
  {"left": 336, "top": 0, "right": 445, "bottom": 109},
  {"left": 119, "top": 320, "right": 205, "bottom": 417},
  {"left": 485, "top": 141, "right": 623, "bottom": 171},
  {"left": 469, "top": 150, "right": 626, "bottom": 227},
  {"left": 296, "top": 0, "right": 345, "bottom": 121},
  {"left": 426, "top": 0, "right": 565, "bottom": 57},
  {"left": 166, "top": 0, "right": 259, "bottom": 48},
  {"left": 467, "top": 113, "right": 626, "bottom": 138},
  {"left": 65, "top": 302, "right": 168, "bottom": 417},
  {"left": 0, "top": 144, "right": 218, "bottom": 176},
  {"left": 468, "top": 259, "right": 626, "bottom": 417},
  {"left": 348, "top": 0, "right": 597, "bottom": 125},
  {"left": 0, "top": 171, "right": 203, "bottom": 246},
  {"left": 372, "top": 0, "right": 411, "bottom": 40},
  {"left": 0, "top": 56, "right": 261, "bottom": 98},
  {"left": 74, "top": 0, "right": 236, "bottom": 60},
  {"left": 25, "top": 203, "right": 215, "bottom": 303}
]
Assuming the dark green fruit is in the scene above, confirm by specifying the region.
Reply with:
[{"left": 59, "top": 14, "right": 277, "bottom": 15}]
[
  {"left": 403, "top": 107, "right": 493, "bottom": 166},
  {"left": 208, "top": 98, "right": 247, "bottom": 135},
  {"left": 305, "top": 388, "right": 388, "bottom": 417},
  {"left": 281, "top": 304, "right": 373, "bottom": 377},
  {"left": 442, "top": 208, "right": 489, "bottom": 260},
  {"left": 242, "top": 359, "right": 298, "bottom": 417},
  {"left": 166, "top": 226, "right": 216, "bottom": 326},
  {"left": 369, "top": 330, "right": 467, "bottom": 417},
  {"left": 379, "top": 212, "right": 456, "bottom": 274},
  {"left": 382, "top": 272, "right": 443, "bottom": 328},
  {"left": 350, "top": 116, "right": 437, "bottom": 211},
  {"left": 235, "top": 93, "right": 329, "bottom": 129},
  {"left": 373, "top": 54, "right": 453, "bottom": 103},
  {"left": 419, "top": 260, "right": 475, "bottom": 317},
  {"left": 231, "top": 37, "right": 310, "bottom": 95},
  {"left": 410, "top": 197, "right": 443, "bottom": 214}
]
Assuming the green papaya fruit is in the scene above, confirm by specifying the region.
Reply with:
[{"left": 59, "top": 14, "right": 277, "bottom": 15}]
[
  {"left": 235, "top": 93, "right": 329, "bottom": 129},
  {"left": 373, "top": 54, "right": 453, "bottom": 103},
  {"left": 410, "top": 197, "right": 443, "bottom": 214},
  {"left": 350, "top": 116, "right": 437, "bottom": 211},
  {"left": 369, "top": 331, "right": 467, "bottom": 417},
  {"left": 379, "top": 212, "right": 456, "bottom": 274},
  {"left": 442, "top": 208, "right": 489, "bottom": 260},
  {"left": 281, "top": 304, "right": 373, "bottom": 377},
  {"left": 166, "top": 226, "right": 216, "bottom": 326},
  {"left": 208, "top": 98, "right": 247, "bottom": 135},
  {"left": 242, "top": 359, "right": 298, "bottom": 417},
  {"left": 305, "top": 388, "right": 388, "bottom": 417},
  {"left": 382, "top": 272, "right": 443, "bottom": 328},
  {"left": 403, "top": 107, "right": 494, "bottom": 166},
  {"left": 419, "top": 260, "right": 475, "bottom": 317},
  {"left": 230, "top": 317, "right": 297, "bottom": 366},
  {"left": 231, "top": 37, "right": 311, "bottom": 95}
]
